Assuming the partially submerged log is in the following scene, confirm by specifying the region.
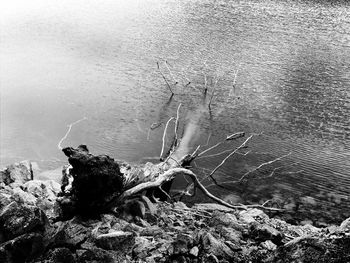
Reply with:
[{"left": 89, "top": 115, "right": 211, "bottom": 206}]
[{"left": 57, "top": 143, "right": 282, "bottom": 220}]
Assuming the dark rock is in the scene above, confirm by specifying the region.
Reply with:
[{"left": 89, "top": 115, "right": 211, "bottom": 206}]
[
  {"left": 216, "top": 227, "right": 242, "bottom": 244},
  {"left": 0, "top": 202, "right": 47, "bottom": 240},
  {"left": 171, "top": 233, "right": 194, "bottom": 255},
  {"left": 0, "top": 233, "right": 43, "bottom": 263},
  {"left": 60, "top": 145, "right": 124, "bottom": 217},
  {"left": 273, "top": 236, "right": 350, "bottom": 263},
  {"left": 200, "top": 232, "right": 236, "bottom": 260},
  {"left": 76, "top": 247, "right": 118, "bottom": 263},
  {"left": 132, "top": 236, "right": 154, "bottom": 259},
  {"left": 249, "top": 223, "right": 283, "bottom": 245},
  {"left": 49, "top": 218, "right": 89, "bottom": 249},
  {"left": 119, "top": 200, "right": 146, "bottom": 221},
  {"left": 209, "top": 211, "right": 238, "bottom": 228},
  {"left": 43, "top": 247, "right": 76, "bottom": 263}
]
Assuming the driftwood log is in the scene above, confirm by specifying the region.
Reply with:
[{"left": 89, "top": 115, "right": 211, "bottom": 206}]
[{"left": 57, "top": 140, "right": 282, "bottom": 219}]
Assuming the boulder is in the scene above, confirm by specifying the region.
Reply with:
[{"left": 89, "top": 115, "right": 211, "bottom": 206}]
[
  {"left": 273, "top": 236, "right": 350, "bottom": 263},
  {"left": 59, "top": 145, "right": 124, "bottom": 217},
  {"left": 0, "top": 192, "right": 12, "bottom": 212},
  {"left": 49, "top": 219, "right": 89, "bottom": 248},
  {"left": 42, "top": 247, "right": 76, "bottom": 263},
  {"left": 200, "top": 232, "right": 236, "bottom": 260},
  {"left": 0, "top": 161, "right": 33, "bottom": 185},
  {"left": 132, "top": 237, "right": 154, "bottom": 259},
  {"left": 209, "top": 211, "right": 238, "bottom": 228},
  {"left": 249, "top": 223, "right": 283, "bottom": 245},
  {"left": 95, "top": 231, "right": 134, "bottom": 251},
  {"left": 11, "top": 187, "right": 37, "bottom": 205},
  {"left": 23, "top": 180, "right": 60, "bottom": 201},
  {"left": 170, "top": 233, "right": 194, "bottom": 255},
  {"left": 0, "top": 233, "right": 43, "bottom": 263},
  {"left": 339, "top": 217, "right": 350, "bottom": 231},
  {"left": 192, "top": 203, "right": 234, "bottom": 212},
  {"left": 0, "top": 202, "right": 47, "bottom": 240}
]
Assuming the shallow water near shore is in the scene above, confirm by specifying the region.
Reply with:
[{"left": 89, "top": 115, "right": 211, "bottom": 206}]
[{"left": 1, "top": 0, "right": 349, "bottom": 223}]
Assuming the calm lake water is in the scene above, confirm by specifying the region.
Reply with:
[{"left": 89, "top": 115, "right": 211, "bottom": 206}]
[{"left": 1, "top": 0, "right": 349, "bottom": 223}]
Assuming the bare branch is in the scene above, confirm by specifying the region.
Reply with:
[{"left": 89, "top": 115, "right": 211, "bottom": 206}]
[
  {"left": 157, "top": 61, "right": 173, "bottom": 94},
  {"left": 165, "top": 60, "right": 178, "bottom": 85},
  {"left": 58, "top": 117, "right": 87, "bottom": 150},
  {"left": 174, "top": 103, "right": 182, "bottom": 143},
  {"left": 160, "top": 117, "right": 175, "bottom": 160},
  {"left": 238, "top": 152, "right": 291, "bottom": 182},
  {"left": 198, "top": 132, "right": 245, "bottom": 158},
  {"left": 202, "top": 134, "right": 255, "bottom": 184},
  {"left": 226, "top": 131, "right": 245, "bottom": 141},
  {"left": 198, "top": 149, "right": 251, "bottom": 160},
  {"left": 117, "top": 168, "right": 283, "bottom": 212},
  {"left": 208, "top": 76, "right": 219, "bottom": 109}
]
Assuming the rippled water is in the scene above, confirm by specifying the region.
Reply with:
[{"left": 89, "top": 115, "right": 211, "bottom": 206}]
[{"left": 1, "top": 0, "right": 349, "bottom": 222}]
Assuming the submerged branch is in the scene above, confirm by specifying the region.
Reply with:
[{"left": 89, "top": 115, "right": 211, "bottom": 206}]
[
  {"left": 57, "top": 117, "right": 87, "bottom": 150},
  {"left": 160, "top": 117, "right": 175, "bottom": 160},
  {"left": 157, "top": 61, "right": 174, "bottom": 94}
]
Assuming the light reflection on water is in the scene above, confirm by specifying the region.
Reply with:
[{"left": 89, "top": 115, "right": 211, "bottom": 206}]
[{"left": 1, "top": 0, "right": 349, "bottom": 222}]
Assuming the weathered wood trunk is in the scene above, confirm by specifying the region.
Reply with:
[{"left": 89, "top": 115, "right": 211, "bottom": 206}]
[{"left": 59, "top": 145, "right": 124, "bottom": 217}]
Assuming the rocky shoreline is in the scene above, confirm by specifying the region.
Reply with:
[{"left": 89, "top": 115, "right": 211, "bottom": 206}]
[{"left": 1, "top": 161, "right": 349, "bottom": 263}]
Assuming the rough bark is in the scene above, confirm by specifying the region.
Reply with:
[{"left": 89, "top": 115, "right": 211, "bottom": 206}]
[{"left": 59, "top": 145, "right": 124, "bottom": 217}]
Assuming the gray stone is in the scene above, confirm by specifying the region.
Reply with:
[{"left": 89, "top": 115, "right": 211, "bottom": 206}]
[
  {"left": 132, "top": 237, "right": 154, "bottom": 259},
  {"left": 0, "top": 161, "right": 33, "bottom": 185},
  {"left": 249, "top": 223, "right": 283, "bottom": 245},
  {"left": 11, "top": 187, "right": 37, "bottom": 205},
  {"left": 217, "top": 226, "right": 242, "bottom": 244},
  {"left": 76, "top": 247, "right": 116, "bottom": 263},
  {"left": 0, "top": 192, "right": 12, "bottom": 212},
  {"left": 339, "top": 217, "right": 350, "bottom": 231},
  {"left": 260, "top": 240, "right": 277, "bottom": 251},
  {"left": 23, "top": 180, "right": 60, "bottom": 201},
  {"left": 238, "top": 210, "right": 256, "bottom": 224},
  {"left": 189, "top": 246, "right": 199, "bottom": 257},
  {"left": 50, "top": 219, "right": 89, "bottom": 248},
  {"left": 200, "top": 232, "right": 235, "bottom": 259},
  {"left": 0, "top": 202, "right": 47, "bottom": 240},
  {"left": 95, "top": 231, "right": 134, "bottom": 250},
  {"left": 209, "top": 211, "right": 238, "bottom": 228},
  {"left": 171, "top": 233, "right": 194, "bottom": 255},
  {"left": 43, "top": 247, "right": 76, "bottom": 263},
  {"left": 192, "top": 203, "right": 234, "bottom": 212}
]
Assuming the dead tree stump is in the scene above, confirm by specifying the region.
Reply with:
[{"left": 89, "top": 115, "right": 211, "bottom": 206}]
[{"left": 59, "top": 145, "right": 124, "bottom": 217}]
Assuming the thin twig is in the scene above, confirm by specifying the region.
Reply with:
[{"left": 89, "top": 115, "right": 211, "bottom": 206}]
[
  {"left": 157, "top": 62, "right": 173, "bottom": 94},
  {"left": 58, "top": 117, "right": 87, "bottom": 150},
  {"left": 238, "top": 152, "right": 291, "bottom": 182},
  {"left": 174, "top": 103, "right": 182, "bottom": 143},
  {"left": 165, "top": 61, "right": 178, "bottom": 85},
  {"left": 208, "top": 76, "right": 219, "bottom": 109},
  {"left": 198, "top": 149, "right": 251, "bottom": 160},
  {"left": 202, "top": 134, "right": 255, "bottom": 184},
  {"left": 160, "top": 117, "right": 175, "bottom": 160},
  {"left": 198, "top": 132, "right": 245, "bottom": 157}
]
